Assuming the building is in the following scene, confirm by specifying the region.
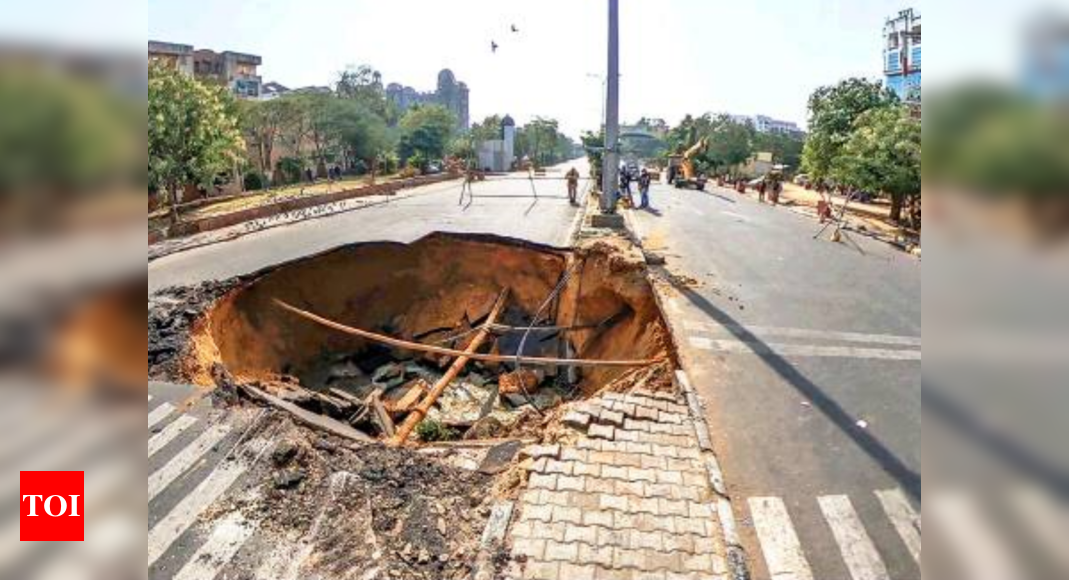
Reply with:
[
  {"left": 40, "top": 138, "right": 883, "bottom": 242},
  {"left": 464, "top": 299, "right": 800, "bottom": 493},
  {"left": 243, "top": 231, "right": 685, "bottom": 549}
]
[
  {"left": 883, "top": 8, "right": 921, "bottom": 103},
  {"left": 477, "top": 115, "right": 516, "bottom": 172},
  {"left": 730, "top": 114, "right": 805, "bottom": 138},
  {"left": 386, "top": 68, "right": 470, "bottom": 129},
  {"left": 148, "top": 41, "right": 262, "bottom": 99},
  {"left": 193, "top": 49, "right": 263, "bottom": 99},
  {"left": 148, "top": 41, "right": 193, "bottom": 75},
  {"left": 259, "top": 81, "right": 290, "bottom": 100}
]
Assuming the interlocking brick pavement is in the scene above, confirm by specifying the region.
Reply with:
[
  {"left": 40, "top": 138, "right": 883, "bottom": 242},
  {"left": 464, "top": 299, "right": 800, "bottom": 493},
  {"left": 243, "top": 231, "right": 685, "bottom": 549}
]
[{"left": 505, "top": 389, "right": 729, "bottom": 579}]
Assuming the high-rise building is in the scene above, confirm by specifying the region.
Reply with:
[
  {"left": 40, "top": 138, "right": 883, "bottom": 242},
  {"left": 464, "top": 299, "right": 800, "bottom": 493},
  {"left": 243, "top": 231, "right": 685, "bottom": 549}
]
[
  {"left": 883, "top": 8, "right": 921, "bottom": 103},
  {"left": 386, "top": 69, "right": 470, "bottom": 130}
]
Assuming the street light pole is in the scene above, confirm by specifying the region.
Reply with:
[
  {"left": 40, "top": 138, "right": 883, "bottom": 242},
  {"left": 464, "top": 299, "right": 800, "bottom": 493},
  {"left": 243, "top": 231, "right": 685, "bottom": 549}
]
[{"left": 601, "top": 0, "right": 620, "bottom": 213}]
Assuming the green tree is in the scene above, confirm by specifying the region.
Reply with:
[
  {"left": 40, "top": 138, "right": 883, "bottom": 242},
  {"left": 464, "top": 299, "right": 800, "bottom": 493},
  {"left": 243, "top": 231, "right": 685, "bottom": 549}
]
[
  {"left": 801, "top": 78, "right": 898, "bottom": 183},
  {"left": 831, "top": 105, "right": 920, "bottom": 223},
  {"left": 469, "top": 115, "right": 504, "bottom": 144},
  {"left": 148, "top": 63, "right": 244, "bottom": 222},
  {"left": 754, "top": 131, "right": 805, "bottom": 171},
  {"left": 703, "top": 114, "right": 755, "bottom": 173},
  {"left": 581, "top": 129, "right": 605, "bottom": 186},
  {"left": 239, "top": 97, "right": 301, "bottom": 184},
  {"left": 334, "top": 99, "right": 393, "bottom": 180},
  {"left": 335, "top": 64, "right": 392, "bottom": 122},
  {"left": 398, "top": 104, "right": 456, "bottom": 166}
]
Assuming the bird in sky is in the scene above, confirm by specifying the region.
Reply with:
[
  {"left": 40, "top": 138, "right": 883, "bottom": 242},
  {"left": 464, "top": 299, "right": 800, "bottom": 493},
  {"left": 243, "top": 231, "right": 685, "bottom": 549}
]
[
  {"left": 511, "top": 24, "right": 519, "bottom": 33},
  {"left": 491, "top": 40, "right": 498, "bottom": 53}
]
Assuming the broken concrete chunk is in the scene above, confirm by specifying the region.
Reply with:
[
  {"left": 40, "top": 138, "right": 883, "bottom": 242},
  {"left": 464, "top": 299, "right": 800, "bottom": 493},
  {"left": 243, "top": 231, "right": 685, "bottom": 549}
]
[
  {"left": 498, "top": 368, "right": 539, "bottom": 395},
  {"left": 372, "top": 362, "right": 404, "bottom": 383},
  {"left": 384, "top": 378, "right": 430, "bottom": 414},
  {"left": 272, "top": 468, "right": 307, "bottom": 489}
]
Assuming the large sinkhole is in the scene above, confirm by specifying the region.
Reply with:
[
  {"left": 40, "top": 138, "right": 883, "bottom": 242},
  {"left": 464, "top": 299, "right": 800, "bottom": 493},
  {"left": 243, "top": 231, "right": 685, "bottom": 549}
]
[{"left": 195, "top": 233, "right": 675, "bottom": 441}]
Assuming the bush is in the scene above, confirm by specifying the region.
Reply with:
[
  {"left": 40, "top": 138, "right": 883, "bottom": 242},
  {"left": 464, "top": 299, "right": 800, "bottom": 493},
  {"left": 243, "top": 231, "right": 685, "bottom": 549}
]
[
  {"left": 243, "top": 171, "right": 266, "bottom": 191},
  {"left": 415, "top": 419, "right": 458, "bottom": 442},
  {"left": 275, "top": 156, "right": 304, "bottom": 185},
  {"left": 397, "top": 166, "right": 420, "bottom": 179}
]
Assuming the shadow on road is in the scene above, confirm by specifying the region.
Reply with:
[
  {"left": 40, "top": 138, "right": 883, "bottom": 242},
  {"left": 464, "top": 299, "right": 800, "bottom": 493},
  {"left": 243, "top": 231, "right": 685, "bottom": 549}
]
[
  {"left": 698, "top": 189, "right": 738, "bottom": 204},
  {"left": 662, "top": 271, "right": 921, "bottom": 500}
]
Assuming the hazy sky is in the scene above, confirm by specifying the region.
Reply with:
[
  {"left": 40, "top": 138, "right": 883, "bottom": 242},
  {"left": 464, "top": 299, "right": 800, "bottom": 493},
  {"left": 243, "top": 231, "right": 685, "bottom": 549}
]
[{"left": 2, "top": 0, "right": 1046, "bottom": 137}]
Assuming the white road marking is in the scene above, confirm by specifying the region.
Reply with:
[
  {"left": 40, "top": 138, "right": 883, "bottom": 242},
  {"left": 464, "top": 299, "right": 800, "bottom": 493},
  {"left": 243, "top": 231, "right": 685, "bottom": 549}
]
[
  {"left": 927, "top": 491, "right": 1022, "bottom": 580},
  {"left": 683, "top": 321, "right": 922, "bottom": 347},
  {"left": 689, "top": 337, "right": 921, "bottom": 360},
  {"left": 172, "top": 511, "right": 258, "bottom": 580},
  {"left": 148, "top": 437, "right": 269, "bottom": 568},
  {"left": 874, "top": 488, "right": 921, "bottom": 566},
  {"left": 748, "top": 496, "right": 814, "bottom": 580},
  {"left": 149, "top": 422, "right": 233, "bottom": 502},
  {"left": 147, "top": 414, "right": 198, "bottom": 458},
  {"left": 1009, "top": 485, "right": 1069, "bottom": 574},
  {"left": 148, "top": 402, "right": 175, "bottom": 429},
  {"left": 721, "top": 210, "right": 749, "bottom": 222},
  {"left": 818, "top": 495, "right": 890, "bottom": 580}
]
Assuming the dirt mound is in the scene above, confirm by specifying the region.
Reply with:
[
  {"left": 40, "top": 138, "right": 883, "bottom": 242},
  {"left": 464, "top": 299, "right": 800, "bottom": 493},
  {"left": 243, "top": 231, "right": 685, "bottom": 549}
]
[{"left": 237, "top": 415, "right": 493, "bottom": 579}]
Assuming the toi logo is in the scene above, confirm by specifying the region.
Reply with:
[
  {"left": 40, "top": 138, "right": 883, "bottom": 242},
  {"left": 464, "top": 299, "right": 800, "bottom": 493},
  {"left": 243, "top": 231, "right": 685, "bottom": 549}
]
[{"left": 20, "top": 471, "right": 84, "bottom": 541}]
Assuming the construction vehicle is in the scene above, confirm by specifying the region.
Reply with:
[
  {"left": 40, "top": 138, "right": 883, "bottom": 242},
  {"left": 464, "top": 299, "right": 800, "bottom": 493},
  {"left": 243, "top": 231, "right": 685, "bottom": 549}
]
[{"left": 666, "top": 136, "right": 709, "bottom": 190}]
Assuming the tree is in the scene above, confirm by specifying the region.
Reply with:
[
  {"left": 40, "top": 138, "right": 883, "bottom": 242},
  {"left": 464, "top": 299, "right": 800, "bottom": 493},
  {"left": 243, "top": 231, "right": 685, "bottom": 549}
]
[
  {"left": 831, "top": 105, "right": 920, "bottom": 223},
  {"left": 397, "top": 104, "right": 456, "bottom": 166},
  {"left": 703, "top": 114, "right": 755, "bottom": 173},
  {"left": 240, "top": 97, "right": 301, "bottom": 183},
  {"left": 801, "top": 78, "right": 898, "bottom": 183},
  {"left": 335, "top": 100, "right": 393, "bottom": 179},
  {"left": 469, "top": 115, "right": 503, "bottom": 144},
  {"left": 335, "top": 64, "right": 391, "bottom": 121},
  {"left": 148, "top": 63, "right": 244, "bottom": 222},
  {"left": 754, "top": 131, "right": 805, "bottom": 171}
]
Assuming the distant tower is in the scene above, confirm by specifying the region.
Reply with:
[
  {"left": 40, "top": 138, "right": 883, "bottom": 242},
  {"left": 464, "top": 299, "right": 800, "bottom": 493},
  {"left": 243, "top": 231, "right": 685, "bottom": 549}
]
[{"left": 502, "top": 115, "right": 516, "bottom": 170}]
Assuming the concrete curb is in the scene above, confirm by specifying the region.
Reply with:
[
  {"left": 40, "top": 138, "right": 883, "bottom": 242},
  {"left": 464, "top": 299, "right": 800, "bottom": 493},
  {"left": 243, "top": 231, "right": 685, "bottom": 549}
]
[{"left": 624, "top": 207, "right": 753, "bottom": 580}]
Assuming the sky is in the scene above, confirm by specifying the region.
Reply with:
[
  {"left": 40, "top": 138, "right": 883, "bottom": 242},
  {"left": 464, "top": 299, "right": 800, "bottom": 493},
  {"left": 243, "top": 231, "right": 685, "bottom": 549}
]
[{"left": 1, "top": 0, "right": 1050, "bottom": 138}]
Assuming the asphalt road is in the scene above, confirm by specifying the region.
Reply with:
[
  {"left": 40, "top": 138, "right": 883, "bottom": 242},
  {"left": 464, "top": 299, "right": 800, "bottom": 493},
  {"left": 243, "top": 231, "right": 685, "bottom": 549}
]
[
  {"left": 148, "top": 163, "right": 587, "bottom": 291},
  {"left": 630, "top": 181, "right": 921, "bottom": 580}
]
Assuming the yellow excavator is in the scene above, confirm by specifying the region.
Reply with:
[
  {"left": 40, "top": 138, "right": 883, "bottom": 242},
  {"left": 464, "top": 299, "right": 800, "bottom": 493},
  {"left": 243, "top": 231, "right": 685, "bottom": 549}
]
[{"left": 666, "top": 136, "right": 709, "bottom": 191}]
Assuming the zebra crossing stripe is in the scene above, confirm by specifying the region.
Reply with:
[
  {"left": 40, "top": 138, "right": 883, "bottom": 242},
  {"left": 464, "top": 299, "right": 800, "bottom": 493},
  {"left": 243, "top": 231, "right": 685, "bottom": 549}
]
[
  {"left": 148, "top": 437, "right": 270, "bottom": 569},
  {"left": 928, "top": 491, "right": 1022, "bottom": 580},
  {"left": 148, "top": 402, "right": 175, "bottom": 429},
  {"left": 874, "top": 488, "right": 921, "bottom": 566},
  {"left": 818, "top": 495, "right": 890, "bottom": 580},
  {"left": 148, "top": 414, "right": 198, "bottom": 458},
  {"left": 149, "top": 422, "right": 233, "bottom": 502},
  {"left": 748, "top": 496, "right": 814, "bottom": 580},
  {"left": 172, "top": 511, "right": 258, "bottom": 580}
]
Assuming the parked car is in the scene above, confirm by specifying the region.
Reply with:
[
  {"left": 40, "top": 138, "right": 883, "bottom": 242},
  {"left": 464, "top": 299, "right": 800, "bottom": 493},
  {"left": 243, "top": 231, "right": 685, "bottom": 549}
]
[
  {"left": 425, "top": 162, "right": 442, "bottom": 174},
  {"left": 794, "top": 173, "right": 810, "bottom": 186}
]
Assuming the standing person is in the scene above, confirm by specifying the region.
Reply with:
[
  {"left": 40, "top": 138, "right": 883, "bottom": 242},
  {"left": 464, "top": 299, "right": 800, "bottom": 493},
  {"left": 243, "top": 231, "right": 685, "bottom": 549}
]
[
  {"left": 565, "top": 166, "right": 580, "bottom": 205},
  {"left": 757, "top": 178, "right": 767, "bottom": 203},
  {"left": 638, "top": 168, "right": 652, "bottom": 209},
  {"left": 620, "top": 167, "right": 632, "bottom": 203}
]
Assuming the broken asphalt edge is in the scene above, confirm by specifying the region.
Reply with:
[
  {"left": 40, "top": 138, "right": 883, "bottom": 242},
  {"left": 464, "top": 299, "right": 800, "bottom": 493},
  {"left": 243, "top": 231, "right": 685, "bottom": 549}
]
[{"left": 622, "top": 207, "right": 753, "bottom": 580}]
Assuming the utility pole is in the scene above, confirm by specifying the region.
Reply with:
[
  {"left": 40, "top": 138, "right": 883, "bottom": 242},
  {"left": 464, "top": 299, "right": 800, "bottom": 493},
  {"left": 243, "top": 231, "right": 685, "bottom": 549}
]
[{"left": 601, "top": 0, "right": 620, "bottom": 214}]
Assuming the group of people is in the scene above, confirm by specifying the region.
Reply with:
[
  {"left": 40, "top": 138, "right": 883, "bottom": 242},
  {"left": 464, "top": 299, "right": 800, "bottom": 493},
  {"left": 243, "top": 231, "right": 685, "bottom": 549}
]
[
  {"left": 619, "top": 165, "right": 653, "bottom": 209},
  {"left": 562, "top": 164, "right": 653, "bottom": 209}
]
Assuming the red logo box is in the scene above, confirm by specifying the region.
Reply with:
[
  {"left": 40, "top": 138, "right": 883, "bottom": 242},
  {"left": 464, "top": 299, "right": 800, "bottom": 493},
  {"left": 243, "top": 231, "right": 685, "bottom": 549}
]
[{"left": 20, "top": 471, "right": 84, "bottom": 541}]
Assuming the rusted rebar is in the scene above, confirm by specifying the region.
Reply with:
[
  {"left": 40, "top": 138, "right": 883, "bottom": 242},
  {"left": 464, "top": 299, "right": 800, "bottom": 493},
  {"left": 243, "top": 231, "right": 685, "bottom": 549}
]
[
  {"left": 272, "top": 298, "right": 666, "bottom": 368},
  {"left": 389, "top": 288, "right": 510, "bottom": 446}
]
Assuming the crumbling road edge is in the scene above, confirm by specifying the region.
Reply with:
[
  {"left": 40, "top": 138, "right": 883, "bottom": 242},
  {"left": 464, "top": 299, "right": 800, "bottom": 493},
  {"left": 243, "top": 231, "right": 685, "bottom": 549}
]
[{"left": 623, "top": 207, "right": 753, "bottom": 580}]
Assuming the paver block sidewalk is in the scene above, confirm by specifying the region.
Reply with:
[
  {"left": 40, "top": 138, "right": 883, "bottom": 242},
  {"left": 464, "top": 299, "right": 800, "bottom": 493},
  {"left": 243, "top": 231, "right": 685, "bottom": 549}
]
[{"left": 505, "top": 390, "right": 729, "bottom": 580}]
